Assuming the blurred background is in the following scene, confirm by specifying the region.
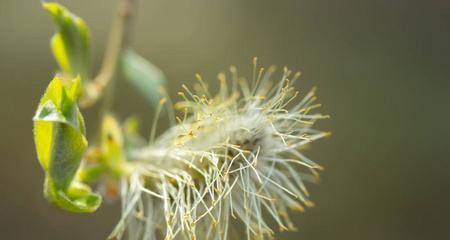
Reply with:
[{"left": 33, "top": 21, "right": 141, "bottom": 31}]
[{"left": 1, "top": 0, "right": 449, "bottom": 239}]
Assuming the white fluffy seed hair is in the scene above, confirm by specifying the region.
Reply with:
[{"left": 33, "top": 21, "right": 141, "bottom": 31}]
[{"left": 109, "top": 59, "right": 330, "bottom": 240}]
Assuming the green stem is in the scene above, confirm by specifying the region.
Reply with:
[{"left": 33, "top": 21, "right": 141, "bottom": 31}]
[{"left": 80, "top": 0, "right": 136, "bottom": 108}]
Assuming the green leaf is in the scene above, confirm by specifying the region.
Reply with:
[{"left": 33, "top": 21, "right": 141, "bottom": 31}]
[
  {"left": 77, "top": 165, "right": 106, "bottom": 183},
  {"left": 43, "top": 2, "right": 91, "bottom": 82},
  {"left": 34, "top": 76, "right": 101, "bottom": 212},
  {"left": 45, "top": 177, "right": 102, "bottom": 213},
  {"left": 120, "top": 49, "right": 166, "bottom": 106},
  {"left": 100, "top": 115, "right": 129, "bottom": 177}
]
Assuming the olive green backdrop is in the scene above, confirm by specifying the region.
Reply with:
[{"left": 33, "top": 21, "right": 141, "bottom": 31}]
[{"left": 1, "top": 0, "right": 449, "bottom": 239}]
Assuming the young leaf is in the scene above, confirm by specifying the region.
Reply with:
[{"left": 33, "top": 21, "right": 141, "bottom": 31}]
[
  {"left": 45, "top": 177, "right": 102, "bottom": 213},
  {"left": 100, "top": 115, "right": 129, "bottom": 177},
  {"left": 120, "top": 49, "right": 166, "bottom": 106},
  {"left": 33, "top": 76, "right": 101, "bottom": 212},
  {"left": 43, "top": 2, "right": 91, "bottom": 82}
]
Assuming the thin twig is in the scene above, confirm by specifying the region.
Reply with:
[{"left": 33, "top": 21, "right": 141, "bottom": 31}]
[{"left": 80, "top": 0, "right": 136, "bottom": 108}]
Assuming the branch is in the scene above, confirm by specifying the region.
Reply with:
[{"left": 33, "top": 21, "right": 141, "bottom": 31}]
[{"left": 80, "top": 0, "right": 136, "bottom": 107}]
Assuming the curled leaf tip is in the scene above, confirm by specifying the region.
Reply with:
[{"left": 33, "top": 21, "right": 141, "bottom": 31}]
[{"left": 45, "top": 177, "right": 102, "bottom": 213}]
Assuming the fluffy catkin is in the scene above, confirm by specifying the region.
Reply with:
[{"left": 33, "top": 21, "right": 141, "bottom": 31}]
[{"left": 110, "top": 61, "right": 330, "bottom": 240}]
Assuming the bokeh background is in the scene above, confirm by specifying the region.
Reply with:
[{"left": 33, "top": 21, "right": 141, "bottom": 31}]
[{"left": 1, "top": 0, "right": 449, "bottom": 239}]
